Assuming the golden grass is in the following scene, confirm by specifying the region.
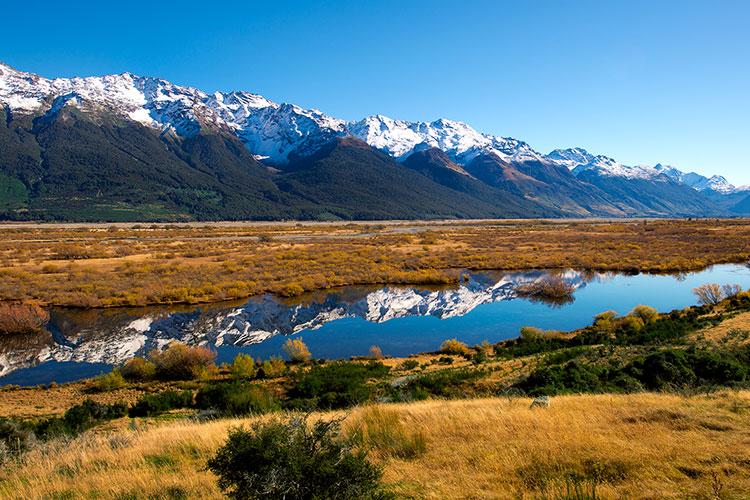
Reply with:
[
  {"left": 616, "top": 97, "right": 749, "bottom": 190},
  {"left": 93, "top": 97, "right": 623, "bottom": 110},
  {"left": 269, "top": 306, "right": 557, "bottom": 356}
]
[
  {"left": 692, "top": 310, "right": 750, "bottom": 346},
  {"left": 1, "top": 392, "right": 749, "bottom": 499},
  {"left": 0, "top": 219, "right": 749, "bottom": 307}
]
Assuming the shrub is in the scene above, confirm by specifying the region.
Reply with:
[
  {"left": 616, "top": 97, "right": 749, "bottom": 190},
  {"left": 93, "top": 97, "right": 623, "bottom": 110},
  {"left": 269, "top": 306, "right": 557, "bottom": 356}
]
[
  {"left": 520, "top": 326, "right": 547, "bottom": 341},
  {"left": 121, "top": 357, "right": 157, "bottom": 381},
  {"left": 230, "top": 353, "right": 257, "bottom": 380},
  {"left": 439, "top": 338, "right": 471, "bottom": 357},
  {"left": 208, "top": 417, "right": 388, "bottom": 500},
  {"left": 369, "top": 345, "right": 384, "bottom": 360},
  {"left": 399, "top": 368, "right": 485, "bottom": 399},
  {"left": 629, "top": 305, "right": 658, "bottom": 323},
  {"left": 0, "top": 302, "right": 49, "bottom": 336},
  {"left": 516, "top": 277, "right": 575, "bottom": 305},
  {"left": 0, "top": 418, "right": 36, "bottom": 463},
  {"left": 283, "top": 338, "right": 312, "bottom": 363},
  {"left": 36, "top": 400, "right": 128, "bottom": 438},
  {"left": 195, "top": 382, "right": 279, "bottom": 416},
  {"left": 129, "top": 390, "right": 194, "bottom": 417},
  {"left": 593, "top": 310, "right": 619, "bottom": 331},
  {"left": 149, "top": 343, "right": 217, "bottom": 380},
  {"left": 287, "top": 361, "right": 390, "bottom": 410},
  {"left": 90, "top": 369, "right": 127, "bottom": 392},
  {"left": 351, "top": 406, "right": 427, "bottom": 459},
  {"left": 258, "top": 357, "right": 287, "bottom": 379},
  {"left": 397, "top": 359, "right": 419, "bottom": 371}
]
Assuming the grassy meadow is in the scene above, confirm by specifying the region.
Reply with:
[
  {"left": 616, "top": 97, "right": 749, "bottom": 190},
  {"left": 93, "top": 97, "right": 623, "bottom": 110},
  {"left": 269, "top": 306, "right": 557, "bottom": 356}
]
[
  {"left": 0, "top": 219, "right": 749, "bottom": 307},
  {"left": 1, "top": 392, "right": 748, "bottom": 499}
]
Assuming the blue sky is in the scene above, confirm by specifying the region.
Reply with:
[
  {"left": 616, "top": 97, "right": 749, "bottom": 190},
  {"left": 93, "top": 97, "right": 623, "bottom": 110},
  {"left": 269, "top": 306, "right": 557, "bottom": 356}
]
[{"left": 4, "top": 0, "right": 749, "bottom": 183}]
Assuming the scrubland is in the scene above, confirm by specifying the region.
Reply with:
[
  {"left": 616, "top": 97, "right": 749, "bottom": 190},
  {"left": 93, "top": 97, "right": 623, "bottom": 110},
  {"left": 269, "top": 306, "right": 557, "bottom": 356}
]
[{"left": 0, "top": 219, "right": 748, "bottom": 307}]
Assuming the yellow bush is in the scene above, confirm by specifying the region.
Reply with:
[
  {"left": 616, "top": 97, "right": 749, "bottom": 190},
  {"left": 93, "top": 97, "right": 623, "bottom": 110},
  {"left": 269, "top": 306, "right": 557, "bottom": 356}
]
[
  {"left": 440, "top": 339, "right": 471, "bottom": 356},
  {"left": 230, "top": 353, "right": 257, "bottom": 379},
  {"left": 283, "top": 338, "right": 312, "bottom": 363}
]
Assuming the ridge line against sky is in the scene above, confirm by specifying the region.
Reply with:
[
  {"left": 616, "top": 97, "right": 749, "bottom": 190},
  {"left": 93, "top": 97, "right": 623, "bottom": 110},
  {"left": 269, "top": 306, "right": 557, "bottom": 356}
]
[{"left": 4, "top": 0, "right": 749, "bottom": 184}]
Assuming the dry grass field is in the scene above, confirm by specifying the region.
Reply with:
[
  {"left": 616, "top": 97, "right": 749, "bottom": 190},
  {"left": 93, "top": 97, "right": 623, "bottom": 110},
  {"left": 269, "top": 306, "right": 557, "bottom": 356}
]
[
  {"left": 1, "top": 392, "right": 748, "bottom": 499},
  {"left": 0, "top": 218, "right": 749, "bottom": 307}
]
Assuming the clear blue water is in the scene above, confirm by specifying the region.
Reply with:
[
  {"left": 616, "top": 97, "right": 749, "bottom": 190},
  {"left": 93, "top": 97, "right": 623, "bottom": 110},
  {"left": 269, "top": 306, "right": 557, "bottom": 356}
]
[{"left": 2, "top": 264, "right": 749, "bottom": 386}]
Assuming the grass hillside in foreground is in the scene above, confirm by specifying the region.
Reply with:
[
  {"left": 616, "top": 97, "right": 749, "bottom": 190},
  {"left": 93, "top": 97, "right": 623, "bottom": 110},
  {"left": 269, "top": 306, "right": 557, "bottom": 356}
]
[{"left": 0, "top": 392, "right": 748, "bottom": 499}]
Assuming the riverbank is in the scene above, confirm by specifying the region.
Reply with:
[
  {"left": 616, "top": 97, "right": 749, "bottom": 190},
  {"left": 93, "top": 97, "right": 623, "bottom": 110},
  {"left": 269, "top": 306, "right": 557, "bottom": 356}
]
[{"left": 0, "top": 219, "right": 749, "bottom": 308}]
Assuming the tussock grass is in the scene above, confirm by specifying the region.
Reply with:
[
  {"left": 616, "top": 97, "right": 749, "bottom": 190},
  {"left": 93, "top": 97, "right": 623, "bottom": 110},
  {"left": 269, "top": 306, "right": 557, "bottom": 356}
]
[{"left": 1, "top": 391, "right": 748, "bottom": 499}]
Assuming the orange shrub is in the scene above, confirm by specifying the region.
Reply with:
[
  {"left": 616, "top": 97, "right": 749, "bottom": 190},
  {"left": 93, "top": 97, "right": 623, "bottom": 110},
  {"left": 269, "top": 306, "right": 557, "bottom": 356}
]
[
  {"left": 149, "top": 343, "right": 217, "bottom": 380},
  {"left": 0, "top": 302, "right": 49, "bottom": 336},
  {"left": 283, "top": 338, "right": 312, "bottom": 363}
]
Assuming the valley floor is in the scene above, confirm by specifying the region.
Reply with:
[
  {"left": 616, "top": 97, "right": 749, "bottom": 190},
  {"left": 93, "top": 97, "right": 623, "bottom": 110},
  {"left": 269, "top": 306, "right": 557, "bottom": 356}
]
[
  {"left": 1, "top": 218, "right": 750, "bottom": 307},
  {"left": 1, "top": 392, "right": 748, "bottom": 499}
]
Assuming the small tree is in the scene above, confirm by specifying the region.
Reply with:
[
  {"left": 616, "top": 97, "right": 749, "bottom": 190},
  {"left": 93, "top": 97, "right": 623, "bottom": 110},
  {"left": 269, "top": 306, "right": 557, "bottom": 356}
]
[
  {"left": 693, "top": 283, "right": 725, "bottom": 305},
  {"left": 207, "top": 417, "right": 389, "bottom": 500},
  {"left": 230, "top": 353, "right": 257, "bottom": 380},
  {"left": 259, "top": 357, "right": 287, "bottom": 379},
  {"left": 283, "top": 338, "right": 312, "bottom": 363}
]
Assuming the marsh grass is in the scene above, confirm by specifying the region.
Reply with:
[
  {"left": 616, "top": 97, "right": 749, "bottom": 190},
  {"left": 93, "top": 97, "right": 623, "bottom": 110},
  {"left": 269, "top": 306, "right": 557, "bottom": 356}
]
[{"left": 1, "top": 219, "right": 750, "bottom": 307}]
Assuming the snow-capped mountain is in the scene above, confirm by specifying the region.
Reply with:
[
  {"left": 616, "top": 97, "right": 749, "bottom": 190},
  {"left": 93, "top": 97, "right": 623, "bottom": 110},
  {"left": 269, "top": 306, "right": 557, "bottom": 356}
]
[
  {"left": 547, "top": 148, "right": 666, "bottom": 181},
  {"left": 0, "top": 62, "right": 744, "bottom": 219},
  {"left": 548, "top": 147, "right": 745, "bottom": 194},
  {"left": 348, "top": 115, "right": 544, "bottom": 164}
]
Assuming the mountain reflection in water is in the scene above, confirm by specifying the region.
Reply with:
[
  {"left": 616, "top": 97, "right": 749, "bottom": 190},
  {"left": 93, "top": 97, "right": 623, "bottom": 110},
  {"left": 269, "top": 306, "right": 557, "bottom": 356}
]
[{"left": 2, "top": 265, "right": 750, "bottom": 385}]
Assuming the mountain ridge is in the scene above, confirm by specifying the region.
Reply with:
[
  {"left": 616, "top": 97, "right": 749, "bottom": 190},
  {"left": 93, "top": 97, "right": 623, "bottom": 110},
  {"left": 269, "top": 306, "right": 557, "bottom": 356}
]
[{"left": 0, "top": 62, "right": 745, "bottom": 220}]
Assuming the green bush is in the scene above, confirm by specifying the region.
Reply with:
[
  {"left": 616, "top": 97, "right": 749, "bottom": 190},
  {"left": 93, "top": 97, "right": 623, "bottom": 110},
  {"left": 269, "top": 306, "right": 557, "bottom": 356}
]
[
  {"left": 517, "top": 346, "right": 749, "bottom": 396},
  {"left": 195, "top": 382, "right": 279, "bottom": 416},
  {"left": 207, "top": 417, "right": 390, "bottom": 500},
  {"left": 89, "top": 369, "right": 127, "bottom": 392},
  {"left": 128, "top": 390, "right": 194, "bottom": 417},
  {"left": 229, "top": 353, "right": 257, "bottom": 380},
  {"left": 121, "top": 357, "right": 157, "bottom": 381},
  {"left": 35, "top": 400, "right": 128, "bottom": 438},
  {"left": 257, "top": 356, "right": 287, "bottom": 379},
  {"left": 397, "top": 359, "right": 419, "bottom": 371},
  {"left": 0, "top": 418, "right": 35, "bottom": 463},
  {"left": 400, "top": 368, "right": 485, "bottom": 399},
  {"left": 286, "top": 361, "right": 390, "bottom": 410}
]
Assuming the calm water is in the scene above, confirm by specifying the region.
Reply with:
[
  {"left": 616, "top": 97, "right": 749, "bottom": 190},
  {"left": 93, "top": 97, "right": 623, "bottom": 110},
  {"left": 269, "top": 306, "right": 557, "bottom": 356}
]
[{"left": 2, "top": 264, "right": 750, "bottom": 386}]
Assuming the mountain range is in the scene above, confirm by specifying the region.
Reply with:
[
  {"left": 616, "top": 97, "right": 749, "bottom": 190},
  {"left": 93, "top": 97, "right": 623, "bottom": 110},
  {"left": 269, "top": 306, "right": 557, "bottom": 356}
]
[{"left": 0, "top": 62, "right": 747, "bottom": 221}]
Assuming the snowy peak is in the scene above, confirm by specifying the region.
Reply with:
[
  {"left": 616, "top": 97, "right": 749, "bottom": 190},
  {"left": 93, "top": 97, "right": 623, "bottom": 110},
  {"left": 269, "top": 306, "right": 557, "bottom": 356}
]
[
  {"left": 548, "top": 149, "right": 744, "bottom": 193},
  {"left": 0, "top": 62, "right": 741, "bottom": 192},
  {"left": 349, "top": 114, "right": 544, "bottom": 165},
  {"left": 548, "top": 148, "right": 660, "bottom": 180}
]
